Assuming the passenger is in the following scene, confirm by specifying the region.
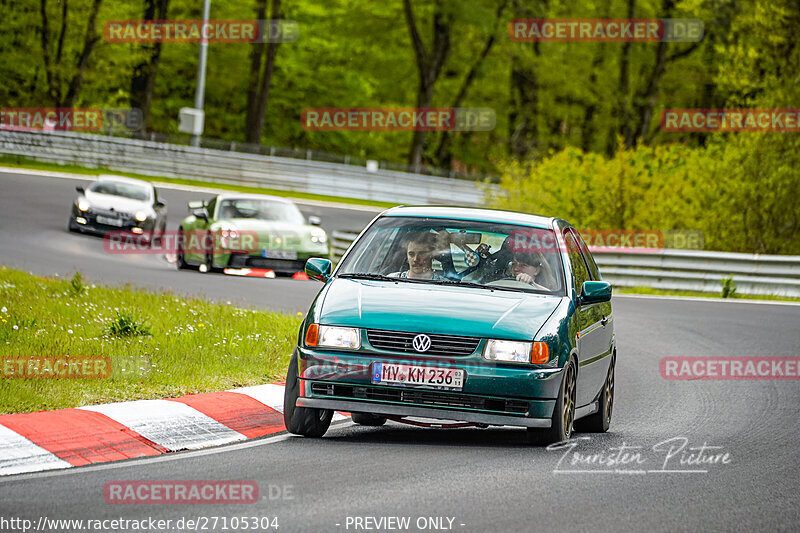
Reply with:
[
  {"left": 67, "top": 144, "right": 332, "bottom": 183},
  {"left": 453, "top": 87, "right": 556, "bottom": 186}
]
[
  {"left": 510, "top": 251, "right": 557, "bottom": 290},
  {"left": 389, "top": 232, "right": 448, "bottom": 280}
]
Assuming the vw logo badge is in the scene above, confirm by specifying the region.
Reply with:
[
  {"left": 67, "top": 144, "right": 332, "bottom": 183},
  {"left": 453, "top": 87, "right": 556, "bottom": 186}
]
[{"left": 412, "top": 334, "right": 432, "bottom": 353}]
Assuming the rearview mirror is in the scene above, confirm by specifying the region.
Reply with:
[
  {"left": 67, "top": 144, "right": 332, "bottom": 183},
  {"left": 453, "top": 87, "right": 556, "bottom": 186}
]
[
  {"left": 305, "top": 257, "right": 332, "bottom": 282},
  {"left": 191, "top": 208, "right": 209, "bottom": 221},
  {"left": 579, "top": 281, "right": 612, "bottom": 305},
  {"left": 75, "top": 185, "right": 85, "bottom": 194}
]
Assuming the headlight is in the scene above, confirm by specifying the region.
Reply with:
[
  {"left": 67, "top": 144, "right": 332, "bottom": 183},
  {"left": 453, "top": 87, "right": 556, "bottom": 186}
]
[
  {"left": 483, "top": 339, "right": 549, "bottom": 364},
  {"left": 305, "top": 324, "right": 360, "bottom": 349},
  {"left": 218, "top": 224, "right": 239, "bottom": 248},
  {"left": 310, "top": 229, "right": 327, "bottom": 244},
  {"left": 134, "top": 210, "right": 148, "bottom": 222},
  {"left": 78, "top": 199, "right": 90, "bottom": 212}
]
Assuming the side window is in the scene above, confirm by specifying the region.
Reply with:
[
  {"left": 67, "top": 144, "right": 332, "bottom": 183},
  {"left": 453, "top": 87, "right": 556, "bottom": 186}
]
[
  {"left": 563, "top": 230, "right": 590, "bottom": 295},
  {"left": 573, "top": 230, "right": 601, "bottom": 280}
]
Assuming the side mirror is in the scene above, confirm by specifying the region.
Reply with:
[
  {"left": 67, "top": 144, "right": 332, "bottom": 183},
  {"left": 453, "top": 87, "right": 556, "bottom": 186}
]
[
  {"left": 154, "top": 201, "right": 166, "bottom": 209},
  {"left": 579, "top": 281, "right": 612, "bottom": 305},
  {"left": 191, "top": 208, "right": 209, "bottom": 221},
  {"left": 308, "top": 215, "right": 322, "bottom": 226},
  {"left": 75, "top": 186, "right": 85, "bottom": 194},
  {"left": 305, "top": 257, "right": 332, "bottom": 282},
  {"left": 188, "top": 200, "right": 204, "bottom": 210}
]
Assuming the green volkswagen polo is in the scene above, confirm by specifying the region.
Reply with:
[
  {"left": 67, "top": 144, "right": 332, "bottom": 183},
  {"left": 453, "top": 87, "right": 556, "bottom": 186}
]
[{"left": 283, "top": 206, "right": 615, "bottom": 444}]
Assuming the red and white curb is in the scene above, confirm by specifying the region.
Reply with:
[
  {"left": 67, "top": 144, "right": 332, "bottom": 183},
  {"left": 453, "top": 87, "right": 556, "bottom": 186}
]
[{"left": 0, "top": 384, "right": 346, "bottom": 477}]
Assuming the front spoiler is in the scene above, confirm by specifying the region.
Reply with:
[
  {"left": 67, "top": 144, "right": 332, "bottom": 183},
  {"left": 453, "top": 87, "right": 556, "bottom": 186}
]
[{"left": 296, "top": 397, "right": 552, "bottom": 428}]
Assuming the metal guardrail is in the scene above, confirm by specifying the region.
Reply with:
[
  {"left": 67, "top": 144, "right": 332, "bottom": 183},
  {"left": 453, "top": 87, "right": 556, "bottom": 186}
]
[
  {"left": 0, "top": 130, "right": 494, "bottom": 206},
  {"left": 331, "top": 231, "right": 800, "bottom": 297}
]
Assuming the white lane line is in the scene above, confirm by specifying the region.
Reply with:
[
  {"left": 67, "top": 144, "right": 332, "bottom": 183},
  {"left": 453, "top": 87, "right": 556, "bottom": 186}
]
[
  {"left": 613, "top": 293, "right": 800, "bottom": 307},
  {"left": 0, "top": 424, "right": 72, "bottom": 476},
  {"left": 79, "top": 400, "right": 247, "bottom": 451},
  {"left": 230, "top": 384, "right": 347, "bottom": 421}
]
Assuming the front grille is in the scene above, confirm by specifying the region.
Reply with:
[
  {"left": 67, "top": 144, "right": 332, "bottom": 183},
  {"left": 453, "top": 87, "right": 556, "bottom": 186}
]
[
  {"left": 367, "top": 329, "right": 480, "bottom": 356},
  {"left": 310, "top": 382, "right": 528, "bottom": 414},
  {"left": 227, "top": 256, "right": 306, "bottom": 272}
]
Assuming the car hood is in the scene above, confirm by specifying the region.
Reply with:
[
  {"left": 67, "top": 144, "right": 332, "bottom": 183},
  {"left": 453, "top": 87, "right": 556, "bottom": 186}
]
[
  {"left": 317, "top": 278, "right": 562, "bottom": 340},
  {"left": 84, "top": 191, "right": 149, "bottom": 213}
]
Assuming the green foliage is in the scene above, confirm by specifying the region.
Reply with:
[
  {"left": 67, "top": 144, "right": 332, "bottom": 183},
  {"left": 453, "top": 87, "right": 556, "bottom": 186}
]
[
  {"left": 104, "top": 311, "right": 152, "bottom": 338},
  {"left": 720, "top": 276, "right": 737, "bottom": 298},
  {"left": 0, "top": 0, "right": 797, "bottom": 253},
  {"left": 69, "top": 272, "right": 86, "bottom": 297},
  {"left": 0, "top": 268, "right": 302, "bottom": 413}
]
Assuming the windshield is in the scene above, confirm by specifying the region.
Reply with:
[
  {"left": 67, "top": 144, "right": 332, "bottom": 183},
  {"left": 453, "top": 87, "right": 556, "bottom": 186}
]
[
  {"left": 217, "top": 199, "right": 305, "bottom": 224},
  {"left": 88, "top": 181, "right": 150, "bottom": 201},
  {"left": 338, "top": 216, "right": 564, "bottom": 295}
]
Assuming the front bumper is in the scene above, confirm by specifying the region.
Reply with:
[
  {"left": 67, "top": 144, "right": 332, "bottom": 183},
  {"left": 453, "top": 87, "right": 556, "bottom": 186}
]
[
  {"left": 72, "top": 208, "right": 154, "bottom": 235},
  {"left": 296, "top": 346, "right": 563, "bottom": 428},
  {"left": 298, "top": 397, "right": 552, "bottom": 428}
]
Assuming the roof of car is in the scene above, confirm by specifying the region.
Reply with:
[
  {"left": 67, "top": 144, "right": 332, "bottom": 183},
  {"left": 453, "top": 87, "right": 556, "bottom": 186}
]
[
  {"left": 96, "top": 175, "right": 153, "bottom": 188},
  {"left": 381, "top": 206, "right": 556, "bottom": 228}
]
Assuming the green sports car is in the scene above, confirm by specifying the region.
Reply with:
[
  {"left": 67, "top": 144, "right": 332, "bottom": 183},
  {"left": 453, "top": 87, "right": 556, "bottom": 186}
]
[
  {"left": 176, "top": 193, "right": 329, "bottom": 274},
  {"left": 284, "top": 206, "right": 615, "bottom": 445}
]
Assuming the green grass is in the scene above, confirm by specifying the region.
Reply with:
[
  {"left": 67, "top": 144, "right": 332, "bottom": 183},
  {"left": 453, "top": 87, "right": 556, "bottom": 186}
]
[
  {"left": 614, "top": 285, "right": 800, "bottom": 302},
  {"left": 0, "top": 267, "right": 302, "bottom": 414},
  {"left": 0, "top": 154, "right": 398, "bottom": 209}
]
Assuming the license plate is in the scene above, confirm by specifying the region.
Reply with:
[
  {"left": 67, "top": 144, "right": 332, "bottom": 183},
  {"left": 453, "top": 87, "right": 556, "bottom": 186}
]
[
  {"left": 97, "top": 215, "right": 123, "bottom": 227},
  {"left": 372, "top": 362, "right": 465, "bottom": 391},
  {"left": 262, "top": 249, "right": 297, "bottom": 260}
]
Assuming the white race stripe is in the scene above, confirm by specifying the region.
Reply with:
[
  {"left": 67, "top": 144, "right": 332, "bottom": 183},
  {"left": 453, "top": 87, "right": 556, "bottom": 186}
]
[
  {"left": 79, "top": 400, "right": 246, "bottom": 451},
  {"left": 229, "top": 384, "right": 287, "bottom": 413},
  {"left": 230, "top": 384, "right": 347, "bottom": 421},
  {"left": 0, "top": 424, "right": 72, "bottom": 476}
]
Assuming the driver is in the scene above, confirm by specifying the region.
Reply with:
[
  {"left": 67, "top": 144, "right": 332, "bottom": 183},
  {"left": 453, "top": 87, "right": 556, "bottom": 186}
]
[
  {"left": 510, "top": 251, "right": 557, "bottom": 289},
  {"left": 389, "top": 232, "right": 447, "bottom": 280}
]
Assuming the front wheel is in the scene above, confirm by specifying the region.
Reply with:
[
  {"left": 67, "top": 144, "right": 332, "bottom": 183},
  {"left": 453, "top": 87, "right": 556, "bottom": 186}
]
[
  {"left": 283, "top": 351, "right": 332, "bottom": 437},
  {"left": 527, "top": 360, "right": 576, "bottom": 445},
  {"left": 176, "top": 227, "right": 192, "bottom": 270}
]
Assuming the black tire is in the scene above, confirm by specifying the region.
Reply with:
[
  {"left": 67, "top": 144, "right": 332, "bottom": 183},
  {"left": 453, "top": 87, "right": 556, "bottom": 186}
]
[
  {"left": 176, "top": 227, "right": 192, "bottom": 270},
  {"left": 68, "top": 218, "right": 80, "bottom": 233},
  {"left": 575, "top": 354, "right": 615, "bottom": 433},
  {"left": 283, "top": 351, "right": 333, "bottom": 437},
  {"left": 201, "top": 232, "right": 221, "bottom": 273},
  {"left": 351, "top": 413, "right": 387, "bottom": 426},
  {"left": 527, "top": 359, "right": 577, "bottom": 445}
]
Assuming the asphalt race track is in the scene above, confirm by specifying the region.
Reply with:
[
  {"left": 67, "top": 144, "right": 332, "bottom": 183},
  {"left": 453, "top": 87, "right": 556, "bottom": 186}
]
[
  {"left": 0, "top": 170, "right": 379, "bottom": 312},
  {"left": 1, "top": 170, "right": 799, "bottom": 532}
]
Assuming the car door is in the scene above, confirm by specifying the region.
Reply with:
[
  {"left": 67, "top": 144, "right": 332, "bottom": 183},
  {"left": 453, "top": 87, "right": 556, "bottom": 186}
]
[
  {"left": 575, "top": 230, "right": 614, "bottom": 373},
  {"left": 564, "top": 228, "right": 608, "bottom": 407},
  {"left": 152, "top": 187, "right": 167, "bottom": 230}
]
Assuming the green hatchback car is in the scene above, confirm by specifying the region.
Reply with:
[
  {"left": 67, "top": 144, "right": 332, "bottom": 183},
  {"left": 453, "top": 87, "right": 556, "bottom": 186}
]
[
  {"left": 176, "top": 193, "right": 329, "bottom": 274},
  {"left": 284, "top": 206, "right": 615, "bottom": 444}
]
